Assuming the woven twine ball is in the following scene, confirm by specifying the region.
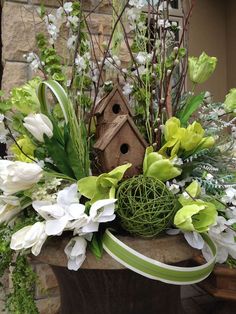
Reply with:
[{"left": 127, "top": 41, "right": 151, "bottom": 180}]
[{"left": 116, "top": 175, "right": 178, "bottom": 238}]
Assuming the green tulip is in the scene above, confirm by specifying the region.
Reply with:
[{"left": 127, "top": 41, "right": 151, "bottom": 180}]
[
  {"left": 143, "top": 146, "right": 182, "bottom": 182},
  {"left": 159, "top": 117, "right": 215, "bottom": 158},
  {"left": 174, "top": 201, "right": 217, "bottom": 232},
  {"left": 188, "top": 52, "right": 217, "bottom": 84},
  {"left": 224, "top": 89, "right": 236, "bottom": 112}
]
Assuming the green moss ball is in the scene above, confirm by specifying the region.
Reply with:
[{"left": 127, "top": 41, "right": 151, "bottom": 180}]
[{"left": 116, "top": 175, "right": 178, "bottom": 237}]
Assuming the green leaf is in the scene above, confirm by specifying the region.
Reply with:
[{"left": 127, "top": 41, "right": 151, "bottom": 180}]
[
  {"left": 178, "top": 93, "right": 205, "bottom": 125},
  {"left": 78, "top": 176, "right": 98, "bottom": 199},
  {"left": 0, "top": 100, "right": 12, "bottom": 113},
  {"left": 44, "top": 135, "right": 75, "bottom": 178},
  {"left": 88, "top": 234, "right": 103, "bottom": 259}
]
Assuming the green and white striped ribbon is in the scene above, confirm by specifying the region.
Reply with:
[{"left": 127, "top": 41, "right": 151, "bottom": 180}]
[
  {"left": 103, "top": 229, "right": 216, "bottom": 285},
  {"left": 37, "top": 80, "right": 69, "bottom": 123}
]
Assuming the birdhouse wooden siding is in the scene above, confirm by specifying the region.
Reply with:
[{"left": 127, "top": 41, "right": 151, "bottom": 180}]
[
  {"left": 94, "top": 85, "right": 133, "bottom": 137},
  {"left": 94, "top": 115, "right": 147, "bottom": 177}
]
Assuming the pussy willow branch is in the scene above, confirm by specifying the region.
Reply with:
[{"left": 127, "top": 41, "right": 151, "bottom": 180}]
[
  {"left": 88, "top": 0, "right": 129, "bottom": 136},
  {"left": 108, "top": 0, "right": 144, "bottom": 87}
]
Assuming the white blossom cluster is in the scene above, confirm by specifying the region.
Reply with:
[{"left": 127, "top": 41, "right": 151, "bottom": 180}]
[
  {"left": 10, "top": 184, "right": 116, "bottom": 270},
  {"left": 23, "top": 52, "right": 42, "bottom": 72}
]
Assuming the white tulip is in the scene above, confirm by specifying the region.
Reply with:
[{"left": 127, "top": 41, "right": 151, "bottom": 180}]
[
  {"left": 23, "top": 113, "right": 53, "bottom": 142},
  {"left": 10, "top": 222, "right": 47, "bottom": 256},
  {"left": 64, "top": 237, "right": 87, "bottom": 271},
  {"left": 0, "top": 160, "right": 43, "bottom": 195},
  {"left": 0, "top": 195, "right": 21, "bottom": 224}
]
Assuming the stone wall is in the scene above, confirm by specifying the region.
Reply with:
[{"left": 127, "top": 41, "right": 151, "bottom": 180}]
[
  {"left": 1, "top": 1, "right": 113, "bottom": 313},
  {"left": 1, "top": 0, "right": 115, "bottom": 94}
]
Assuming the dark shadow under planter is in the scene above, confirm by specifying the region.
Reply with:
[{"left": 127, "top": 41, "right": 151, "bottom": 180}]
[
  {"left": 52, "top": 267, "right": 183, "bottom": 314},
  {"left": 33, "top": 234, "right": 199, "bottom": 314}
]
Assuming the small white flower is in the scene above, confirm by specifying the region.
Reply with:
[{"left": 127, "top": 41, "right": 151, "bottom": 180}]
[
  {"left": 129, "top": 0, "right": 145, "bottom": 9},
  {"left": 136, "top": 52, "right": 152, "bottom": 65},
  {"left": 0, "top": 160, "right": 43, "bottom": 195},
  {"left": 64, "top": 236, "right": 87, "bottom": 271},
  {"left": 67, "top": 35, "right": 77, "bottom": 50},
  {"left": 10, "top": 222, "right": 47, "bottom": 256},
  {"left": 23, "top": 113, "right": 53, "bottom": 142},
  {"left": 0, "top": 115, "right": 7, "bottom": 143},
  {"left": 25, "top": 52, "right": 41, "bottom": 72},
  {"left": 158, "top": 19, "right": 171, "bottom": 28},
  {"left": 63, "top": 2, "right": 73, "bottom": 13},
  {"left": 206, "top": 173, "right": 214, "bottom": 180},
  {"left": 123, "top": 83, "right": 133, "bottom": 96},
  {"left": 67, "top": 15, "right": 79, "bottom": 27},
  {"left": 75, "top": 54, "right": 87, "bottom": 73},
  {"left": 166, "top": 182, "right": 180, "bottom": 194}
]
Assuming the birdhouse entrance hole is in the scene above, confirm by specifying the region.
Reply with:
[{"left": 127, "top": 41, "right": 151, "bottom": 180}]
[
  {"left": 120, "top": 143, "right": 129, "bottom": 154},
  {"left": 112, "top": 104, "right": 121, "bottom": 114}
]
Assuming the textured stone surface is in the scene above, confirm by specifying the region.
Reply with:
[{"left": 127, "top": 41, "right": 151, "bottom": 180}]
[
  {"left": 31, "top": 0, "right": 112, "bottom": 14},
  {"left": 35, "top": 263, "right": 60, "bottom": 299},
  {"left": 36, "top": 296, "right": 60, "bottom": 314},
  {"left": 2, "top": 62, "right": 28, "bottom": 95},
  {"left": 2, "top": 2, "right": 45, "bottom": 62},
  {"left": 34, "top": 234, "right": 199, "bottom": 269}
]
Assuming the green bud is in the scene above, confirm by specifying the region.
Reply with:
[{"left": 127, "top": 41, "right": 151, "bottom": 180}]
[{"left": 224, "top": 89, "right": 236, "bottom": 113}]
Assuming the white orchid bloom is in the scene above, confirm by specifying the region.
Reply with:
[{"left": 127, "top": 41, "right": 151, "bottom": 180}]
[
  {"left": 81, "top": 199, "right": 116, "bottom": 234},
  {"left": 221, "top": 187, "right": 236, "bottom": 205},
  {"left": 33, "top": 184, "right": 89, "bottom": 236},
  {"left": 204, "top": 228, "right": 236, "bottom": 263},
  {"left": 64, "top": 236, "right": 87, "bottom": 271},
  {"left": 0, "top": 160, "right": 43, "bottom": 195},
  {"left": 184, "top": 231, "right": 204, "bottom": 250},
  {"left": 10, "top": 222, "right": 47, "bottom": 256},
  {"left": 23, "top": 113, "right": 53, "bottom": 142},
  {"left": 0, "top": 195, "right": 21, "bottom": 224}
]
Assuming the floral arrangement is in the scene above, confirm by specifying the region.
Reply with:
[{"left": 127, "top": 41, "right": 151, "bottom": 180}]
[{"left": 1, "top": 0, "right": 236, "bottom": 312}]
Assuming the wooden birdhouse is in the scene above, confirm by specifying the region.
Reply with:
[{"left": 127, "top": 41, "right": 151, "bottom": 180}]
[
  {"left": 94, "top": 85, "right": 133, "bottom": 137},
  {"left": 94, "top": 115, "right": 147, "bottom": 177}
]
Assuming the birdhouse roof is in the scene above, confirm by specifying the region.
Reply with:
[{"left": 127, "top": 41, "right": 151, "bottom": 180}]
[
  {"left": 94, "top": 114, "right": 147, "bottom": 151},
  {"left": 94, "top": 85, "right": 133, "bottom": 116}
]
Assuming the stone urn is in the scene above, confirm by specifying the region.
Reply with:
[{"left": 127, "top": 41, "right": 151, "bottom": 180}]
[{"left": 33, "top": 234, "right": 199, "bottom": 314}]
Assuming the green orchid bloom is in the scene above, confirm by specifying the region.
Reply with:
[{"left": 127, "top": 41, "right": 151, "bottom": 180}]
[
  {"left": 174, "top": 181, "right": 217, "bottom": 232},
  {"left": 188, "top": 52, "right": 217, "bottom": 84},
  {"left": 174, "top": 201, "right": 217, "bottom": 233},
  {"left": 10, "top": 135, "right": 36, "bottom": 163},
  {"left": 143, "top": 146, "right": 182, "bottom": 182},
  {"left": 159, "top": 117, "right": 215, "bottom": 158},
  {"left": 78, "top": 163, "right": 131, "bottom": 203},
  {"left": 224, "top": 89, "right": 236, "bottom": 113}
]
